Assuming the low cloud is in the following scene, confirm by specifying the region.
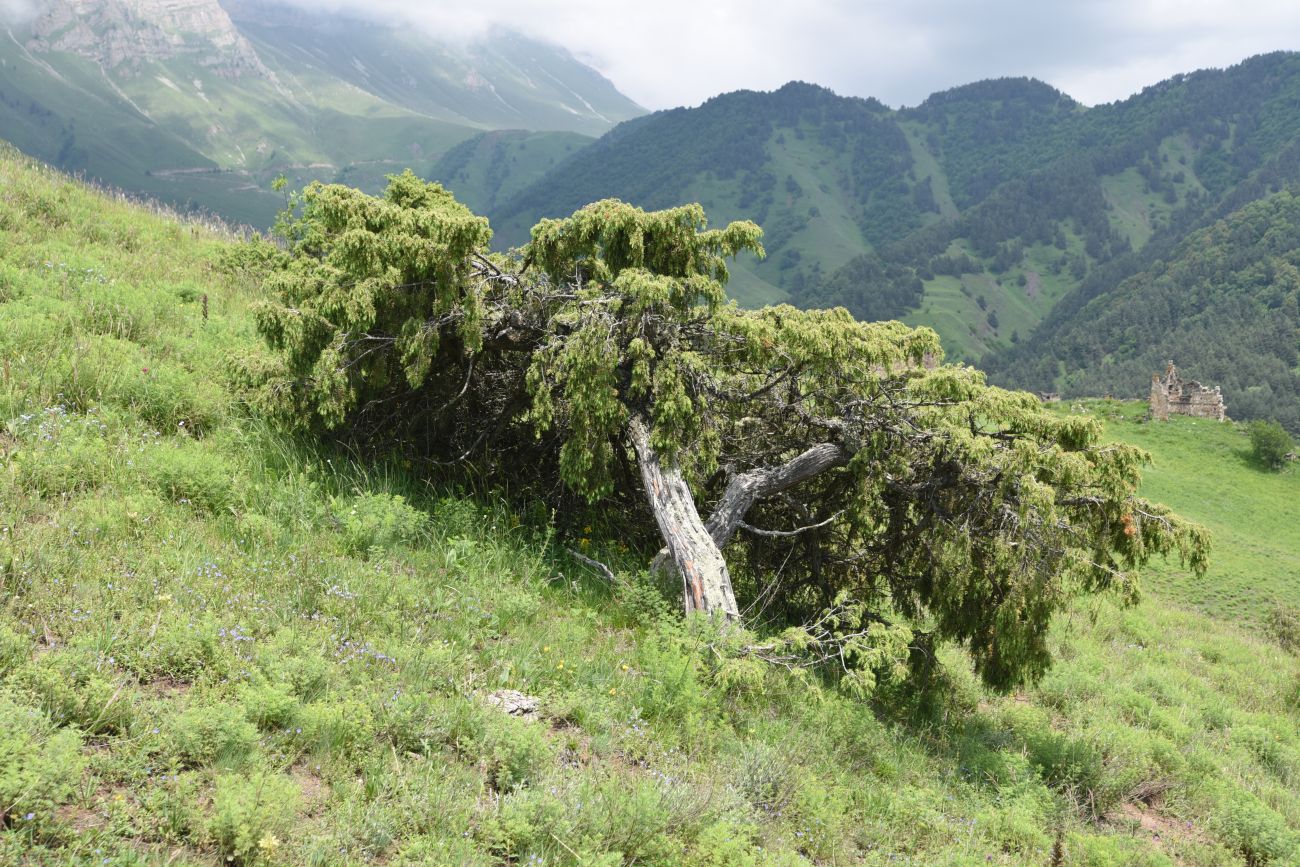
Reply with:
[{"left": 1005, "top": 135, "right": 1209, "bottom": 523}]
[
  {"left": 0, "top": 0, "right": 37, "bottom": 23},
  {"left": 263, "top": 0, "right": 1300, "bottom": 109}
]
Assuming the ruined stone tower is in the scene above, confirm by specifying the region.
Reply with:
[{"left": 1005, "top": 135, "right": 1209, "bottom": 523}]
[{"left": 1150, "top": 361, "right": 1226, "bottom": 422}]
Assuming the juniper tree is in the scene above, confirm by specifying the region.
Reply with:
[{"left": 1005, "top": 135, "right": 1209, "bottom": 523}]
[{"left": 252, "top": 172, "right": 1208, "bottom": 690}]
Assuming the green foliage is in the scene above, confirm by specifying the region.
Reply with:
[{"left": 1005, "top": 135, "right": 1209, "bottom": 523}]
[
  {"left": 1250, "top": 419, "right": 1295, "bottom": 469},
  {"left": 1266, "top": 605, "right": 1300, "bottom": 653},
  {"left": 297, "top": 699, "right": 376, "bottom": 759},
  {"left": 142, "top": 439, "right": 241, "bottom": 513},
  {"left": 253, "top": 171, "right": 492, "bottom": 429},
  {"left": 480, "top": 716, "right": 555, "bottom": 792},
  {"left": 9, "top": 650, "right": 135, "bottom": 735},
  {"left": 168, "top": 704, "right": 260, "bottom": 767},
  {"left": 330, "top": 491, "right": 429, "bottom": 556},
  {"left": 237, "top": 683, "right": 300, "bottom": 731},
  {"left": 208, "top": 772, "right": 300, "bottom": 865},
  {"left": 1209, "top": 788, "right": 1298, "bottom": 864},
  {"left": 0, "top": 696, "right": 85, "bottom": 833}
]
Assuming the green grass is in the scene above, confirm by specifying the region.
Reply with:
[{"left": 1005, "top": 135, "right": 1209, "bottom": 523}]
[
  {"left": 430, "top": 130, "right": 595, "bottom": 219},
  {"left": 1077, "top": 399, "right": 1300, "bottom": 618},
  {"left": 0, "top": 147, "right": 1297, "bottom": 865},
  {"left": 907, "top": 234, "right": 1083, "bottom": 362}
]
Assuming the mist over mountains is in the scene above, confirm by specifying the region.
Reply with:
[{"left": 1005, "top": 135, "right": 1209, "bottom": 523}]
[{"left": 0, "top": 0, "right": 641, "bottom": 223}]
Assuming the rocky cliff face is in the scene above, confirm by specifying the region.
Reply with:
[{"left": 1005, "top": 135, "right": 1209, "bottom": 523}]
[{"left": 25, "top": 0, "right": 268, "bottom": 77}]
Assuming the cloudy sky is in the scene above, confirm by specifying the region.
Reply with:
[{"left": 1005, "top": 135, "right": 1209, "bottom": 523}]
[{"left": 286, "top": 0, "right": 1300, "bottom": 110}]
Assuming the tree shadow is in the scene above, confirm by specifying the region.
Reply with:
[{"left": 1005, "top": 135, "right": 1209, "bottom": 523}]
[{"left": 1232, "top": 445, "right": 1293, "bottom": 474}]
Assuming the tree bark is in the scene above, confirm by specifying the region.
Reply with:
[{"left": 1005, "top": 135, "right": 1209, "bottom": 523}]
[
  {"left": 627, "top": 415, "right": 740, "bottom": 620},
  {"left": 705, "top": 443, "right": 848, "bottom": 543},
  {"left": 650, "top": 442, "right": 850, "bottom": 578}
]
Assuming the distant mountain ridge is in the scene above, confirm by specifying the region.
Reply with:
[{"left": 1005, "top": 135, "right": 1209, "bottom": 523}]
[
  {"left": 0, "top": 0, "right": 641, "bottom": 223},
  {"left": 461, "top": 53, "right": 1300, "bottom": 427}
]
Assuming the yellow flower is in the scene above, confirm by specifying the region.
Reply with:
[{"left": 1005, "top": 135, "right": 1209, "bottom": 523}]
[
  {"left": 620, "top": 664, "right": 630, "bottom": 671},
  {"left": 579, "top": 538, "right": 590, "bottom": 549},
  {"left": 258, "top": 833, "right": 281, "bottom": 854},
  {"left": 157, "top": 593, "right": 173, "bottom": 604},
  {"left": 583, "top": 525, "right": 592, "bottom": 534},
  {"left": 542, "top": 645, "right": 550, "bottom": 653},
  {"left": 608, "top": 687, "right": 617, "bottom": 695},
  {"left": 556, "top": 661, "right": 565, "bottom": 670}
]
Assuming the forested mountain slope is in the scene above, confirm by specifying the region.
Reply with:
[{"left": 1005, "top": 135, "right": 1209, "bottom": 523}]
[
  {"left": 486, "top": 53, "right": 1300, "bottom": 397},
  {"left": 986, "top": 191, "right": 1300, "bottom": 430}
]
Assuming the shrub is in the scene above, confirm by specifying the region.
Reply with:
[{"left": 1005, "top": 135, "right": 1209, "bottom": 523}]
[
  {"left": 237, "top": 683, "right": 299, "bottom": 731},
  {"left": 207, "top": 772, "right": 300, "bottom": 865},
  {"left": 142, "top": 441, "right": 240, "bottom": 513},
  {"left": 1248, "top": 419, "right": 1294, "bottom": 470},
  {"left": 0, "top": 623, "right": 30, "bottom": 673},
  {"left": 121, "top": 614, "right": 226, "bottom": 681},
  {"left": 10, "top": 651, "right": 134, "bottom": 735},
  {"left": 729, "top": 740, "right": 798, "bottom": 814},
  {"left": 10, "top": 409, "right": 116, "bottom": 497},
  {"left": 168, "top": 704, "right": 259, "bottom": 767},
  {"left": 1232, "top": 724, "right": 1296, "bottom": 779},
  {"left": 1210, "top": 788, "right": 1297, "bottom": 864},
  {"left": 297, "top": 698, "right": 375, "bottom": 758},
  {"left": 1265, "top": 604, "right": 1300, "bottom": 653},
  {"left": 331, "top": 492, "right": 428, "bottom": 556},
  {"left": 379, "top": 692, "right": 470, "bottom": 755},
  {"left": 0, "top": 696, "right": 86, "bottom": 833},
  {"left": 480, "top": 715, "right": 554, "bottom": 792}
]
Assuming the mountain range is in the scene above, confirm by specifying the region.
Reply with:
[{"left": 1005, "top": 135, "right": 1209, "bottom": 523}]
[
  {"left": 1, "top": 2, "right": 1297, "bottom": 428},
  {"left": 0, "top": 0, "right": 642, "bottom": 224},
  {"left": 451, "top": 54, "right": 1300, "bottom": 426}
]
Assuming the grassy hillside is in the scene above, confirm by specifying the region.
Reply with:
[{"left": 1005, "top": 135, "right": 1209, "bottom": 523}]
[
  {"left": 1, "top": 147, "right": 1298, "bottom": 865},
  {"left": 1082, "top": 400, "right": 1300, "bottom": 620},
  {"left": 428, "top": 130, "right": 594, "bottom": 218}
]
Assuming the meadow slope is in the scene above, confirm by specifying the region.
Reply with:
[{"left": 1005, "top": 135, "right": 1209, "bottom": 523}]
[{"left": 0, "top": 147, "right": 1298, "bottom": 865}]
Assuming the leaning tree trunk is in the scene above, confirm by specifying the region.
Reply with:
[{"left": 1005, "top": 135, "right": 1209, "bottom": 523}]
[
  {"left": 649, "top": 442, "right": 850, "bottom": 579},
  {"left": 627, "top": 416, "right": 740, "bottom": 620}
]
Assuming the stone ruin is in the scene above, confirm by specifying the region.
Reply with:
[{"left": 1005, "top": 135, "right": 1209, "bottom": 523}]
[{"left": 1149, "top": 361, "right": 1226, "bottom": 422}]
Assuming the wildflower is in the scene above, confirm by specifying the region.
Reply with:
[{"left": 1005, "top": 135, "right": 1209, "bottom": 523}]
[
  {"left": 542, "top": 645, "right": 550, "bottom": 653},
  {"left": 556, "top": 661, "right": 564, "bottom": 670},
  {"left": 608, "top": 687, "right": 616, "bottom": 695},
  {"left": 620, "top": 664, "right": 630, "bottom": 671},
  {"left": 157, "top": 593, "right": 173, "bottom": 604},
  {"left": 258, "top": 834, "right": 281, "bottom": 855}
]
